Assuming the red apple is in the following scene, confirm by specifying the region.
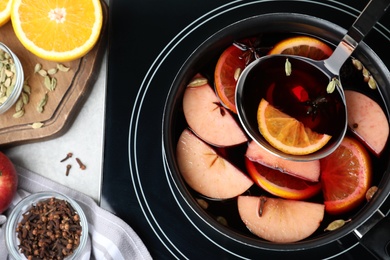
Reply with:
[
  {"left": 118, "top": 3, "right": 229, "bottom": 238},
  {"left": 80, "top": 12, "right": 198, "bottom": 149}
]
[
  {"left": 183, "top": 74, "right": 248, "bottom": 147},
  {"left": 176, "top": 129, "right": 253, "bottom": 199},
  {"left": 345, "top": 90, "right": 389, "bottom": 156},
  {"left": 0, "top": 151, "right": 18, "bottom": 213},
  {"left": 237, "top": 195, "right": 324, "bottom": 243},
  {"left": 245, "top": 140, "right": 320, "bottom": 182}
]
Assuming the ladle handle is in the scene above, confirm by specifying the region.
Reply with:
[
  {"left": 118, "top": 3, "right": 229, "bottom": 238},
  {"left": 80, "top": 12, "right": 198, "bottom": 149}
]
[
  {"left": 324, "top": 0, "right": 390, "bottom": 75},
  {"left": 348, "top": 0, "right": 390, "bottom": 44}
]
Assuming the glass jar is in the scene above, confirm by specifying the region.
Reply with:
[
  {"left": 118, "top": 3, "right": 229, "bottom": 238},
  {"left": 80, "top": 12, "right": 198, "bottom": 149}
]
[
  {"left": 4, "top": 191, "right": 88, "bottom": 260},
  {"left": 0, "top": 42, "right": 24, "bottom": 114}
]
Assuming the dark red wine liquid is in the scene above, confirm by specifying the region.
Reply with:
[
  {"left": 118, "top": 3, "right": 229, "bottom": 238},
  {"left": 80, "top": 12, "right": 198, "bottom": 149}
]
[{"left": 240, "top": 55, "right": 346, "bottom": 138}]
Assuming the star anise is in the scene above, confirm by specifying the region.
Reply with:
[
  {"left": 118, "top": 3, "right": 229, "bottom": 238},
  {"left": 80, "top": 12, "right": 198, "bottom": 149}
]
[{"left": 233, "top": 35, "right": 272, "bottom": 66}]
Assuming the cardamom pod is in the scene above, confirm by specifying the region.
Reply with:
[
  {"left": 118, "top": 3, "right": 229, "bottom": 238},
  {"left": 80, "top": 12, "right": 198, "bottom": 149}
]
[
  {"left": 234, "top": 67, "right": 242, "bottom": 81},
  {"left": 324, "top": 219, "right": 351, "bottom": 231},
  {"left": 21, "top": 92, "right": 29, "bottom": 105},
  {"left": 12, "top": 109, "right": 25, "bottom": 118},
  {"left": 38, "top": 69, "right": 47, "bottom": 77},
  {"left": 285, "top": 58, "right": 292, "bottom": 76},
  {"left": 34, "top": 63, "right": 42, "bottom": 73},
  {"left": 44, "top": 76, "right": 52, "bottom": 91},
  {"left": 31, "top": 122, "right": 44, "bottom": 129},
  {"left": 15, "top": 97, "right": 24, "bottom": 112},
  {"left": 367, "top": 76, "right": 377, "bottom": 90},
  {"left": 57, "top": 63, "right": 70, "bottom": 72},
  {"left": 48, "top": 68, "right": 58, "bottom": 75},
  {"left": 188, "top": 77, "right": 208, "bottom": 87},
  {"left": 37, "top": 93, "right": 48, "bottom": 113},
  {"left": 352, "top": 58, "right": 363, "bottom": 70},
  {"left": 50, "top": 77, "right": 57, "bottom": 91}
]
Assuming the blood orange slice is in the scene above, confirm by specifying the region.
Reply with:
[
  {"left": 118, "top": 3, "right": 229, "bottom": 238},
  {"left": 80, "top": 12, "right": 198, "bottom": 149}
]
[
  {"left": 257, "top": 98, "right": 331, "bottom": 155},
  {"left": 320, "top": 136, "right": 372, "bottom": 215},
  {"left": 245, "top": 158, "right": 321, "bottom": 200},
  {"left": 268, "top": 36, "right": 333, "bottom": 60},
  {"left": 214, "top": 44, "right": 246, "bottom": 113}
]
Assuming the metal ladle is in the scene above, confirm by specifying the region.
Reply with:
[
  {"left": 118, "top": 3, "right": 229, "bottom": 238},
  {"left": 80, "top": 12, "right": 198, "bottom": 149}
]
[{"left": 236, "top": 0, "right": 390, "bottom": 161}]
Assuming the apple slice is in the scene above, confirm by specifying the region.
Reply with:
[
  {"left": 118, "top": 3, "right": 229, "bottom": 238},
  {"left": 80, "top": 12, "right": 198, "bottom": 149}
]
[
  {"left": 245, "top": 140, "right": 320, "bottom": 182},
  {"left": 183, "top": 74, "right": 248, "bottom": 147},
  {"left": 345, "top": 90, "right": 389, "bottom": 156},
  {"left": 237, "top": 196, "right": 324, "bottom": 243},
  {"left": 176, "top": 129, "right": 253, "bottom": 199}
]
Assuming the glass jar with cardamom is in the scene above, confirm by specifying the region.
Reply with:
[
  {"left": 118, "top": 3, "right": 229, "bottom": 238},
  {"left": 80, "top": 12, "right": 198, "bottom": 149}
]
[{"left": 0, "top": 42, "right": 24, "bottom": 114}]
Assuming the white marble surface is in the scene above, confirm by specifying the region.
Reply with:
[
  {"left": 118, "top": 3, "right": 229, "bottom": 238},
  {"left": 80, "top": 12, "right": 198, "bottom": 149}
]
[{"left": 4, "top": 53, "right": 107, "bottom": 203}]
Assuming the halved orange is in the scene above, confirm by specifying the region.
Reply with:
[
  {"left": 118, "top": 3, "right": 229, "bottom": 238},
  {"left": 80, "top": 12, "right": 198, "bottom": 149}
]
[
  {"left": 320, "top": 136, "right": 372, "bottom": 215},
  {"left": 0, "top": 0, "right": 12, "bottom": 27},
  {"left": 245, "top": 158, "right": 321, "bottom": 200},
  {"left": 269, "top": 36, "right": 333, "bottom": 60},
  {"left": 11, "top": 0, "right": 103, "bottom": 62},
  {"left": 257, "top": 98, "right": 332, "bottom": 155},
  {"left": 214, "top": 44, "right": 246, "bottom": 113}
]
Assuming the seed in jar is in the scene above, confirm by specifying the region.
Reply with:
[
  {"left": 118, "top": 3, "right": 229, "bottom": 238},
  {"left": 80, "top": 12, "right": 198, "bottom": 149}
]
[
  {"left": 0, "top": 49, "right": 16, "bottom": 105},
  {"left": 15, "top": 197, "right": 82, "bottom": 259}
]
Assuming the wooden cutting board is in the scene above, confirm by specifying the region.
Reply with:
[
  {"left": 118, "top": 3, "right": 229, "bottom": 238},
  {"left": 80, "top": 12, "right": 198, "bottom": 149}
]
[{"left": 0, "top": 1, "right": 108, "bottom": 146}]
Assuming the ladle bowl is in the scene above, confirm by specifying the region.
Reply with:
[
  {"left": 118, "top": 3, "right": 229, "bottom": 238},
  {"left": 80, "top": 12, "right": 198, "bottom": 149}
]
[{"left": 236, "top": 54, "right": 347, "bottom": 161}]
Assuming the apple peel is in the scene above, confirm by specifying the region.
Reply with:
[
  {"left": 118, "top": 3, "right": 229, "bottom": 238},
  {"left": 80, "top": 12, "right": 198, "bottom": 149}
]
[{"left": 245, "top": 140, "right": 320, "bottom": 182}]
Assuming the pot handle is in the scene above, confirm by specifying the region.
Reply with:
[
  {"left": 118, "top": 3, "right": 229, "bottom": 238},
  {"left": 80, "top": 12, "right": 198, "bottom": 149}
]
[{"left": 357, "top": 213, "right": 390, "bottom": 259}]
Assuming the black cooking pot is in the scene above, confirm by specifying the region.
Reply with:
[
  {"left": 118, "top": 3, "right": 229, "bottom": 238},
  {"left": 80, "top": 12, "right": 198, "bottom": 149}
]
[{"left": 163, "top": 13, "right": 390, "bottom": 259}]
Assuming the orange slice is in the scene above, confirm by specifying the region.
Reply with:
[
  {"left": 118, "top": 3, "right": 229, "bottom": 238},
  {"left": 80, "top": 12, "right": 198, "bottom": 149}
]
[
  {"left": 269, "top": 36, "right": 333, "bottom": 60},
  {"left": 245, "top": 158, "right": 321, "bottom": 200},
  {"left": 257, "top": 99, "right": 331, "bottom": 155},
  {"left": 214, "top": 44, "right": 246, "bottom": 113},
  {"left": 0, "top": 0, "right": 11, "bottom": 27},
  {"left": 11, "top": 0, "right": 103, "bottom": 61},
  {"left": 320, "top": 136, "right": 372, "bottom": 215}
]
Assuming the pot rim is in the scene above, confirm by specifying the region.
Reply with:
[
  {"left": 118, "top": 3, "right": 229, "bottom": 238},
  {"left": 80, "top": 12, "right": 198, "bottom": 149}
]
[{"left": 162, "top": 12, "right": 390, "bottom": 251}]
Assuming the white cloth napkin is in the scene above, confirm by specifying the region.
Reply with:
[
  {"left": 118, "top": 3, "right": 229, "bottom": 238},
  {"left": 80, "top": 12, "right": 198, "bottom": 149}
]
[{"left": 0, "top": 165, "right": 152, "bottom": 260}]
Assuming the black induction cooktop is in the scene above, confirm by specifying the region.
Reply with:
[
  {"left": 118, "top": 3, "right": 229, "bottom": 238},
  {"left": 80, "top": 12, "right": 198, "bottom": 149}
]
[{"left": 102, "top": 0, "right": 390, "bottom": 259}]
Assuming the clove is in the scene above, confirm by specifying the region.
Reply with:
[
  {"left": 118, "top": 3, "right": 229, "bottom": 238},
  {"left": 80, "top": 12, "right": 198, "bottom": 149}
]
[
  {"left": 65, "top": 165, "right": 71, "bottom": 176},
  {"left": 60, "top": 153, "right": 73, "bottom": 162},
  {"left": 75, "top": 158, "right": 86, "bottom": 170}
]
